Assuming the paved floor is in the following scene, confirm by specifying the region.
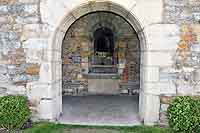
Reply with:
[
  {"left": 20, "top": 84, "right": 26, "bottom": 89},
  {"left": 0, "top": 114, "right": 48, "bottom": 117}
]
[{"left": 59, "top": 95, "right": 141, "bottom": 126}]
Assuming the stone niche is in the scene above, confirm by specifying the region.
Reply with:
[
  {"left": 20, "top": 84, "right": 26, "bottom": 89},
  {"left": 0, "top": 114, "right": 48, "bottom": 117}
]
[{"left": 62, "top": 12, "right": 140, "bottom": 96}]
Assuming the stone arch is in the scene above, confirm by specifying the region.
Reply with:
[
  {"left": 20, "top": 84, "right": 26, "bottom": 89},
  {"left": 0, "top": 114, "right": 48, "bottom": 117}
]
[
  {"left": 50, "top": 1, "right": 146, "bottom": 51},
  {"left": 41, "top": 1, "right": 160, "bottom": 125}
]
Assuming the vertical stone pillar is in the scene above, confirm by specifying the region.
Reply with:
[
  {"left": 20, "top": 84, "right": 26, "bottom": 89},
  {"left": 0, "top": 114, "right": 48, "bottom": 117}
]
[
  {"left": 139, "top": 90, "right": 145, "bottom": 121},
  {"left": 139, "top": 52, "right": 161, "bottom": 125}
]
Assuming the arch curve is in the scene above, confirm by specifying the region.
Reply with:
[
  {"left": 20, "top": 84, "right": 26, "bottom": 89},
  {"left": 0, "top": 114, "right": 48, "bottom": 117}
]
[{"left": 49, "top": 1, "right": 147, "bottom": 53}]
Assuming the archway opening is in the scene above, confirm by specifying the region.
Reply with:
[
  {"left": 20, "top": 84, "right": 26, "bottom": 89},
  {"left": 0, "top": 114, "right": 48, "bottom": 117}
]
[
  {"left": 90, "top": 27, "right": 117, "bottom": 73},
  {"left": 59, "top": 11, "right": 141, "bottom": 125},
  {"left": 62, "top": 11, "right": 140, "bottom": 95}
]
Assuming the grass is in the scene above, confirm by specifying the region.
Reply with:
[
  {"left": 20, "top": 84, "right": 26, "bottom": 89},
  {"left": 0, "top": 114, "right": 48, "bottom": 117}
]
[{"left": 23, "top": 122, "right": 174, "bottom": 133}]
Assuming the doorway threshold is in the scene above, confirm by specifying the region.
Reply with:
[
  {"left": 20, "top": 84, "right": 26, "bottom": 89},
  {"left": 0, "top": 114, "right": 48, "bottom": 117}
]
[{"left": 58, "top": 95, "right": 141, "bottom": 126}]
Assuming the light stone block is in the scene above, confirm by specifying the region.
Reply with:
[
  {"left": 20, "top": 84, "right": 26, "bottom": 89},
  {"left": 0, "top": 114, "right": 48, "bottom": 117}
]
[
  {"left": 7, "top": 85, "right": 26, "bottom": 95},
  {"left": 143, "top": 82, "right": 160, "bottom": 95},
  {"left": 0, "top": 87, "right": 7, "bottom": 97},
  {"left": 0, "top": 74, "right": 9, "bottom": 83},
  {"left": 143, "top": 94, "right": 160, "bottom": 125},
  {"left": 39, "top": 63, "right": 51, "bottom": 82},
  {"left": 25, "top": 49, "right": 43, "bottom": 64},
  {"left": 24, "top": 4, "right": 38, "bottom": 14},
  {"left": 146, "top": 36, "right": 180, "bottom": 51},
  {"left": 39, "top": 98, "right": 57, "bottom": 120},
  {"left": 0, "top": 83, "right": 26, "bottom": 95},
  {"left": 160, "top": 82, "right": 177, "bottom": 95},
  {"left": 130, "top": 0, "right": 163, "bottom": 28},
  {"left": 15, "top": 16, "right": 39, "bottom": 24},
  {"left": 0, "top": 16, "right": 10, "bottom": 23},
  {"left": 0, "top": 5, "right": 8, "bottom": 13},
  {"left": 51, "top": 63, "right": 62, "bottom": 82},
  {"left": 144, "top": 51, "right": 173, "bottom": 66},
  {"left": 42, "top": 50, "right": 62, "bottom": 62},
  {"left": 55, "top": 63, "right": 62, "bottom": 80},
  {"left": 177, "top": 84, "right": 194, "bottom": 95},
  {"left": 27, "top": 82, "right": 60, "bottom": 100},
  {"left": 108, "top": 0, "right": 136, "bottom": 10},
  {"left": 139, "top": 90, "right": 145, "bottom": 120},
  {"left": 144, "top": 82, "right": 176, "bottom": 95},
  {"left": 89, "top": 0, "right": 136, "bottom": 12},
  {"left": 144, "top": 24, "right": 180, "bottom": 51},
  {"left": 144, "top": 24, "right": 180, "bottom": 40},
  {"left": 194, "top": 85, "right": 200, "bottom": 95},
  {"left": 143, "top": 67, "right": 159, "bottom": 82},
  {"left": 22, "top": 24, "right": 51, "bottom": 40},
  {"left": 0, "top": 65, "right": 7, "bottom": 74},
  {"left": 54, "top": 94, "right": 62, "bottom": 119},
  {"left": 18, "top": 0, "right": 39, "bottom": 4},
  {"left": 70, "top": 3, "right": 91, "bottom": 19},
  {"left": 23, "top": 38, "right": 48, "bottom": 50},
  {"left": 40, "top": 0, "right": 80, "bottom": 26}
]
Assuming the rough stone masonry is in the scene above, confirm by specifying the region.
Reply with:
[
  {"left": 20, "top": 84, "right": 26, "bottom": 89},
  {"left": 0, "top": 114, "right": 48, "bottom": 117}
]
[
  {"left": 0, "top": 0, "right": 200, "bottom": 126},
  {"left": 62, "top": 12, "right": 140, "bottom": 96}
]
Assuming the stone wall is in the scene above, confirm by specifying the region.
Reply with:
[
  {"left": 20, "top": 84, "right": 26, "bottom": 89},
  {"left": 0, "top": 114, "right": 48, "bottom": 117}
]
[
  {"left": 0, "top": 0, "right": 51, "bottom": 117},
  {"left": 0, "top": 0, "right": 40, "bottom": 94},
  {"left": 0, "top": 0, "right": 200, "bottom": 125},
  {"left": 62, "top": 12, "right": 140, "bottom": 95},
  {"left": 159, "top": 0, "right": 200, "bottom": 126}
]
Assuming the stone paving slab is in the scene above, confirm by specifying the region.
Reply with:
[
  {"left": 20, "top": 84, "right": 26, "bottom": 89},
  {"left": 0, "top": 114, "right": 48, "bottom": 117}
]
[{"left": 59, "top": 95, "right": 140, "bottom": 126}]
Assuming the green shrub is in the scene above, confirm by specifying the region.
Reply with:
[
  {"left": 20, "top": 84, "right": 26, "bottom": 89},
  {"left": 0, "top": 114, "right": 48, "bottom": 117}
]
[
  {"left": 167, "top": 96, "right": 200, "bottom": 132},
  {"left": 0, "top": 95, "right": 31, "bottom": 130}
]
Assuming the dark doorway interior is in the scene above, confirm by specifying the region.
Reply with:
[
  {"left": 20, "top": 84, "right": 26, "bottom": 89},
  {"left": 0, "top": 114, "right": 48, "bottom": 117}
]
[
  {"left": 90, "top": 27, "right": 117, "bottom": 73},
  {"left": 94, "top": 27, "right": 114, "bottom": 55}
]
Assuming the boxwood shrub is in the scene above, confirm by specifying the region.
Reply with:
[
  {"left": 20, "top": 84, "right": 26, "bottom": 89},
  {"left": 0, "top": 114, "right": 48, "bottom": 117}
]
[
  {"left": 0, "top": 95, "right": 31, "bottom": 130},
  {"left": 167, "top": 96, "right": 200, "bottom": 132}
]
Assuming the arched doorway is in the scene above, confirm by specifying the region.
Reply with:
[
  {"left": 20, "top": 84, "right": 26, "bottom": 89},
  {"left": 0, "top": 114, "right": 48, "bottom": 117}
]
[
  {"left": 45, "top": 1, "right": 160, "bottom": 125},
  {"left": 60, "top": 11, "right": 140, "bottom": 125}
]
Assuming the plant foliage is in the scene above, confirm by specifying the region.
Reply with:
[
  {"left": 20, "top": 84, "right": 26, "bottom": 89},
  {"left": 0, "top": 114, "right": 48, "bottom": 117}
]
[
  {"left": 0, "top": 95, "right": 31, "bottom": 130},
  {"left": 167, "top": 96, "right": 200, "bottom": 132}
]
